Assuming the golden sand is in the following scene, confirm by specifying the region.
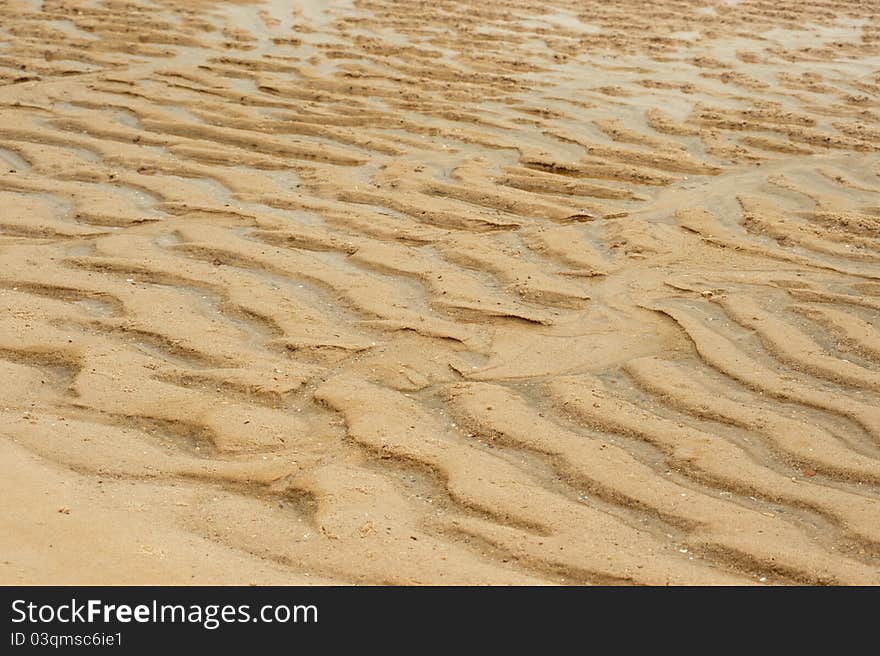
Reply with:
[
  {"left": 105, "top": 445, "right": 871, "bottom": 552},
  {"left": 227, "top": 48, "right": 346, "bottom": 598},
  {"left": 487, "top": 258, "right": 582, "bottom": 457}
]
[{"left": 1, "top": 0, "right": 880, "bottom": 585}]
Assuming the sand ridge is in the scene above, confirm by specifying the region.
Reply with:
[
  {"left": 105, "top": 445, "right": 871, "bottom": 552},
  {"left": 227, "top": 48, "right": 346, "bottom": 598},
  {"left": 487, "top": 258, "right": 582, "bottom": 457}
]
[{"left": 1, "top": 0, "right": 880, "bottom": 584}]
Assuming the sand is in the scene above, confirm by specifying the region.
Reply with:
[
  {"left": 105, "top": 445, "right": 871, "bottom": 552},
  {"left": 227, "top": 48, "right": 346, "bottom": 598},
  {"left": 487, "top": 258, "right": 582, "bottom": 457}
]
[{"left": 1, "top": 0, "right": 879, "bottom": 585}]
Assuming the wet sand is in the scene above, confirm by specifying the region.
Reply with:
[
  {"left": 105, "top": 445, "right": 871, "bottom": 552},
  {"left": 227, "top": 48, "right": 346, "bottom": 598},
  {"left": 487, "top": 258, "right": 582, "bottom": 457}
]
[{"left": 1, "top": 0, "right": 880, "bottom": 585}]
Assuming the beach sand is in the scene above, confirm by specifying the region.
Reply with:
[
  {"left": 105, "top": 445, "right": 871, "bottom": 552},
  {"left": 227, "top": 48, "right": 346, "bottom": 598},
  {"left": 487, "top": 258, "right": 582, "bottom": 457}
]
[{"left": 1, "top": 0, "right": 880, "bottom": 585}]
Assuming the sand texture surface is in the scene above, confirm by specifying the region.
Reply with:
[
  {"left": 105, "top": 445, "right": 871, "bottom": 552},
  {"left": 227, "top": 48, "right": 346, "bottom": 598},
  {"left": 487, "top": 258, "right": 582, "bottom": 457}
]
[{"left": 1, "top": 0, "right": 880, "bottom": 585}]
